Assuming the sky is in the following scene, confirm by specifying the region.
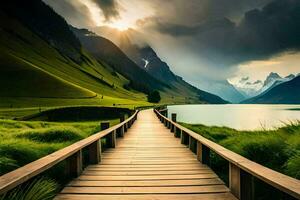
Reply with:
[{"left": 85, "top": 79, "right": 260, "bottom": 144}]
[{"left": 43, "top": 0, "right": 300, "bottom": 96}]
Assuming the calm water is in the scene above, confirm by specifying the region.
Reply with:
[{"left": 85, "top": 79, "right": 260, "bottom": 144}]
[{"left": 167, "top": 104, "right": 300, "bottom": 130}]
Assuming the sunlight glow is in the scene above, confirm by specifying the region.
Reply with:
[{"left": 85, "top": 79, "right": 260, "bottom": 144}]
[{"left": 108, "top": 20, "right": 131, "bottom": 31}]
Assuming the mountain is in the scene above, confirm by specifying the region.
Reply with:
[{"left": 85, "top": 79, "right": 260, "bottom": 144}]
[
  {"left": 201, "top": 80, "right": 246, "bottom": 103},
  {"left": 0, "top": 0, "right": 226, "bottom": 107},
  {"left": 72, "top": 27, "right": 227, "bottom": 104},
  {"left": 243, "top": 76, "right": 300, "bottom": 104},
  {"left": 0, "top": 0, "right": 151, "bottom": 107},
  {"left": 233, "top": 73, "right": 296, "bottom": 98},
  {"left": 71, "top": 27, "right": 168, "bottom": 94}
]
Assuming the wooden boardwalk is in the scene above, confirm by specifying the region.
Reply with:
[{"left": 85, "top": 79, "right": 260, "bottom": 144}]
[{"left": 56, "top": 110, "right": 237, "bottom": 200}]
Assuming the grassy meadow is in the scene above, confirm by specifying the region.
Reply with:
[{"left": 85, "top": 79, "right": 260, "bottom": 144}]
[
  {"left": 0, "top": 118, "right": 120, "bottom": 176},
  {"left": 181, "top": 122, "right": 300, "bottom": 199},
  {"left": 182, "top": 122, "right": 300, "bottom": 179}
]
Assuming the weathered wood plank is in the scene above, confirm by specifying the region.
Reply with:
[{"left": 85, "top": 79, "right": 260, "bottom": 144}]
[
  {"left": 77, "top": 174, "right": 218, "bottom": 181},
  {"left": 68, "top": 178, "right": 224, "bottom": 187},
  {"left": 60, "top": 185, "right": 230, "bottom": 194},
  {"left": 55, "top": 193, "right": 238, "bottom": 200},
  {"left": 82, "top": 169, "right": 213, "bottom": 176}
]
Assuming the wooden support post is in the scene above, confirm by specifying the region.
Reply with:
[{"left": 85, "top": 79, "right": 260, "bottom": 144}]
[
  {"left": 230, "top": 163, "right": 241, "bottom": 199},
  {"left": 181, "top": 131, "right": 189, "bottom": 145},
  {"left": 241, "top": 169, "right": 254, "bottom": 200},
  {"left": 189, "top": 136, "right": 197, "bottom": 153},
  {"left": 106, "top": 130, "right": 117, "bottom": 148},
  {"left": 171, "top": 113, "right": 177, "bottom": 132},
  {"left": 124, "top": 123, "right": 128, "bottom": 132},
  {"left": 229, "top": 163, "right": 254, "bottom": 200},
  {"left": 180, "top": 130, "right": 185, "bottom": 144},
  {"left": 117, "top": 126, "right": 124, "bottom": 137},
  {"left": 88, "top": 140, "right": 101, "bottom": 164},
  {"left": 111, "top": 130, "right": 117, "bottom": 148},
  {"left": 101, "top": 122, "right": 109, "bottom": 150},
  {"left": 175, "top": 127, "right": 180, "bottom": 138},
  {"left": 196, "top": 142, "right": 210, "bottom": 165},
  {"left": 67, "top": 150, "right": 82, "bottom": 177}
]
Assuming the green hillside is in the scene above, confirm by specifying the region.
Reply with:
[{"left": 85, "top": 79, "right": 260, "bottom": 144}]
[
  {"left": 0, "top": 52, "right": 95, "bottom": 98},
  {"left": 0, "top": 7, "right": 148, "bottom": 110}
]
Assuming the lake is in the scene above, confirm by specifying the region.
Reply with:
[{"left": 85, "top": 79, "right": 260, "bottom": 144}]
[{"left": 167, "top": 104, "right": 300, "bottom": 130}]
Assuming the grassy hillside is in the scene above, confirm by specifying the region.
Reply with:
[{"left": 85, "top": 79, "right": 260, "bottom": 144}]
[
  {"left": 0, "top": 9, "right": 149, "bottom": 110},
  {"left": 0, "top": 52, "right": 95, "bottom": 98}
]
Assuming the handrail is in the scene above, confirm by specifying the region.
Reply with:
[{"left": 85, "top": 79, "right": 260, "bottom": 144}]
[
  {"left": 0, "top": 110, "right": 139, "bottom": 194},
  {"left": 154, "top": 108, "right": 300, "bottom": 199}
]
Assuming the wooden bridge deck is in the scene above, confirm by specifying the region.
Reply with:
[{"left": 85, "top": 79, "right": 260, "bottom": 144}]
[{"left": 56, "top": 109, "right": 237, "bottom": 200}]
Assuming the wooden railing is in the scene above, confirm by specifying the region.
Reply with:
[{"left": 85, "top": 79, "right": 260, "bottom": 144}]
[
  {"left": 0, "top": 110, "right": 138, "bottom": 194},
  {"left": 154, "top": 108, "right": 300, "bottom": 200}
]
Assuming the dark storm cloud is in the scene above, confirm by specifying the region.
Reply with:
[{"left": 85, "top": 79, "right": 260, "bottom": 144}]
[
  {"left": 148, "top": 0, "right": 300, "bottom": 66},
  {"left": 93, "top": 0, "right": 120, "bottom": 22},
  {"left": 43, "top": 0, "right": 94, "bottom": 28}
]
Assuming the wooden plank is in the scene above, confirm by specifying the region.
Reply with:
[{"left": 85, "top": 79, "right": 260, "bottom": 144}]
[
  {"left": 86, "top": 166, "right": 209, "bottom": 171},
  {"left": 77, "top": 174, "right": 218, "bottom": 181},
  {"left": 87, "top": 164, "right": 206, "bottom": 168},
  {"left": 82, "top": 169, "right": 213, "bottom": 176},
  {"left": 60, "top": 185, "right": 230, "bottom": 194},
  {"left": 68, "top": 178, "right": 224, "bottom": 187},
  {"left": 55, "top": 193, "right": 237, "bottom": 200}
]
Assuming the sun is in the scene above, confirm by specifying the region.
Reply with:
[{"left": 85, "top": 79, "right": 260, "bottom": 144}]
[{"left": 108, "top": 20, "right": 131, "bottom": 31}]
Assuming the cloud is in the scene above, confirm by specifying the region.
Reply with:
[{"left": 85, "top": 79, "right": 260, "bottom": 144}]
[
  {"left": 43, "top": 0, "right": 95, "bottom": 28},
  {"left": 93, "top": 0, "right": 120, "bottom": 22},
  {"left": 142, "top": 0, "right": 300, "bottom": 70}
]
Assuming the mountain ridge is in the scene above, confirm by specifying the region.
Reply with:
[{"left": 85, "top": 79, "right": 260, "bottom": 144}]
[{"left": 242, "top": 75, "right": 300, "bottom": 104}]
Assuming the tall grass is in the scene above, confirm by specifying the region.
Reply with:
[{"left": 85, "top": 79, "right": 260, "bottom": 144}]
[
  {"left": 0, "top": 177, "right": 58, "bottom": 200},
  {"left": 182, "top": 122, "right": 300, "bottom": 199},
  {"left": 0, "top": 119, "right": 118, "bottom": 175},
  {"left": 181, "top": 122, "right": 300, "bottom": 179}
]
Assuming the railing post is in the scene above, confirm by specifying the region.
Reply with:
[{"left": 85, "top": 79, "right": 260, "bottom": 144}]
[
  {"left": 229, "top": 163, "right": 254, "bottom": 200},
  {"left": 230, "top": 163, "right": 241, "bottom": 199},
  {"left": 67, "top": 150, "right": 82, "bottom": 177},
  {"left": 118, "top": 115, "right": 125, "bottom": 137},
  {"left": 196, "top": 142, "right": 210, "bottom": 165},
  {"left": 101, "top": 122, "right": 109, "bottom": 150},
  {"left": 88, "top": 140, "right": 101, "bottom": 164},
  {"left": 241, "top": 169, "right": 255, "bottom": 200},
  {"left": 175, "top": 127, "right": 180, "bottom": 138},
  {"left": 180, "top": 131, "right": 189, "bottom": 145},
  {"left": 189, "top": 136, "right": 197, "bottom": 153},
  {"left": 171, "top": 113, "right": 176, "bottom": 133}
]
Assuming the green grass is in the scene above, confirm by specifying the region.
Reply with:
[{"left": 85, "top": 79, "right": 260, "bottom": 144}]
[
  {"left": 181, "top": 122, "right": 300, "bottom": 199},
  {"left": 181, "top": 122, "right": 300, "bottom": 179},
  {"left": 0, "top": 177, "right": 58, "bottom": 200},
  {"left": 0, "top": 118, "right": 119, "bottom": 175}
]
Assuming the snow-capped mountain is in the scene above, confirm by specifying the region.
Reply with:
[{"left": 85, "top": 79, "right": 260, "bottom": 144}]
[
  {"left": 259, "top": 73, "right": 296, "bottom": 95},
  {"left": 232, "top": 72, "right": 296, "bottom": 98}
]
